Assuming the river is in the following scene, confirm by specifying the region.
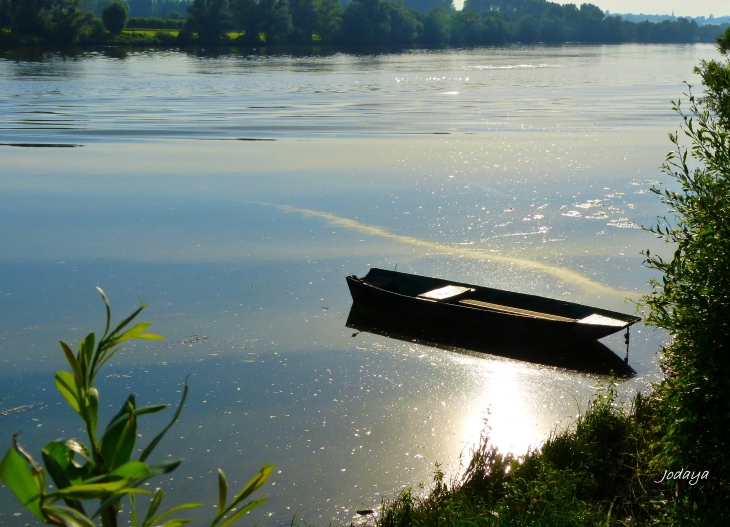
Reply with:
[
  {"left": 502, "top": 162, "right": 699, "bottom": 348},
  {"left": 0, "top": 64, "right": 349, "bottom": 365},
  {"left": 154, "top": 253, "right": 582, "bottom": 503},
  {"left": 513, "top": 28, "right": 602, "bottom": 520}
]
[{"left": 0, "top": 43, "right": 719, "bottom": 525}]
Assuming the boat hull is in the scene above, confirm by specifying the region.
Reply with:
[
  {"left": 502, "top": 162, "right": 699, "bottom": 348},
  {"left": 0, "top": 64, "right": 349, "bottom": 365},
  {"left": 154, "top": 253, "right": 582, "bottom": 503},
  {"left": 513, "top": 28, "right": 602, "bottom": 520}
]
[{"left": 346, "top": 269, "right": 639, "bottom": 342}]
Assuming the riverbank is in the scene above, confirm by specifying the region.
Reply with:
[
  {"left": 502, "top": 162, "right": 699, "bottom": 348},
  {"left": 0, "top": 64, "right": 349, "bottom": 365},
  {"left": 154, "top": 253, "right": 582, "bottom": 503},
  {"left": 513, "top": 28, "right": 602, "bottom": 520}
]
[
  {"left": 380, "top": 385, "right": 668, "bottom": 526},
  {"left": 0, "top": 22, "right": 727, "bottom": 53},
  {"left": 0, "top": 28, "right": 178, "bottom": 49}
]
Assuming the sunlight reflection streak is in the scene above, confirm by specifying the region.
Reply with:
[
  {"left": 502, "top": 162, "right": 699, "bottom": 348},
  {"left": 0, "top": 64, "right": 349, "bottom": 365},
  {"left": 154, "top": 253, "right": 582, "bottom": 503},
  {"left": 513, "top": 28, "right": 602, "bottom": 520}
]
[{"left": 278, "top": 204, "right": 629, "bottom": 299}]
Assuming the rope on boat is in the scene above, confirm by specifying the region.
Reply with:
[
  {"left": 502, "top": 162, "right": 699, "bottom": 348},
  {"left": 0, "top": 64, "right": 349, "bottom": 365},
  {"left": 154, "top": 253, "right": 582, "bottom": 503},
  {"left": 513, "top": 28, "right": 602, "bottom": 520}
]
[{"left": 624, "top": 326, "right": 630, "bottom": 364}]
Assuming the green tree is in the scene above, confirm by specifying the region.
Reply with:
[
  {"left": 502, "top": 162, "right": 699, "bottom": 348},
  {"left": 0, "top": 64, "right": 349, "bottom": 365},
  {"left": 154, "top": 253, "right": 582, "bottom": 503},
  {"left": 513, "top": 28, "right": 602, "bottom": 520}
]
[
  {"left": 672, "top": 16, "right": 699, "bottom": 42},
  {"left": 289, "top": 0, "right": 317, "bottom": 42},
  {"left": 640, "top": 27, "right": 730, "bottom": 522},
  {"left": 460, "top": 0, "right": 488, "bottom": 14},
  {"left": 287, "top": 0, "right": 340, "bottom": 43},
  {"left": 543, "top": 1, "right": 561, "bottom": 18},
  {"left": 102, "top": 0, "right": 128, "bottom": 35},
  {"left": 449, "top": 10, "right": 482, "bottom": 45},
  {"left": 481, "top": 10, "right": 506, "bottom": 43},
  {"left": 231, "top": 0, "right": 292, "bottom": 44},
  {"left": 637, "top": 17, "right": 699, "bottom": 43},
  {"left": 600, "top": 14, "right": 631, "bottom": 43},
  {"left": 10, "top": 0, "right": 52, "bottom": 35},
  {"left": 578, "top": 2, "right": 603, "bottom": 19},
  {"left": 517, "top": 13, "right": 538, "bottom": 41},
  {"left": 538, "top": 14, "right": 564, "bottom": 41},
  {"left": 564, "top": 2, "right": 604, "bottom": 42},
  {"left": 185, "top": 0, "right": 229, "bottom": 44},
  {"left": 420, "top": 5, "right": 449, "bottom": 44},
  {"left": 463, "top": 0, "right": 544, "bottom": 16},
  {"left": 341, "top": 0, "right": 390, "bottom": 45},
  {"left": 311, "top": 0, "right": 341, "bottom": 42},
  {"left": 0, "top": 0, "right": 12, "bottom": 29},
  {"left": 400, "top": 0, "right": 452, "bottom": 14},
  {"left": 9, "top": 0, "right": 93, "bottom": 41},
  {"left": 257, "top": 0, "right": 292, "bottom": 44},
  {"left": 230, "top": 0, "right": 258, "bottom": 41},
  {"left": 48, "top": 0, "right": 94, "bottom": 44},
  {"left": 386, "top": 1, "right": 420, "bottom": 45}
]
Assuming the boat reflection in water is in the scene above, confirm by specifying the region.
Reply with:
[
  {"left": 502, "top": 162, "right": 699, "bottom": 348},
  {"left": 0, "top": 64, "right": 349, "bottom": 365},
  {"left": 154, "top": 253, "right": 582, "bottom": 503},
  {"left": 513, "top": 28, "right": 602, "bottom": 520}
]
[{"left": 346, "top": 302, "right": 635, "bottom": 377}]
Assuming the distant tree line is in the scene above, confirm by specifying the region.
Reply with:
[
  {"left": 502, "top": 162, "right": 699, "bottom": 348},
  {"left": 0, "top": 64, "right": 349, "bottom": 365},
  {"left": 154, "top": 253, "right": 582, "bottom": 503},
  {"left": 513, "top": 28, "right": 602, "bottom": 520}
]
[
  {"left": 616, "top": 13, "right": 730, "bottom": 26},
  {"left": 0, "top": 0, "right": 95, "bottom": 44},
  {"left": 177, "top": 0, "right": 730, "bottom": 46},
  {"left": 1, "top": 0, "right": 728, "bottom": 48}
]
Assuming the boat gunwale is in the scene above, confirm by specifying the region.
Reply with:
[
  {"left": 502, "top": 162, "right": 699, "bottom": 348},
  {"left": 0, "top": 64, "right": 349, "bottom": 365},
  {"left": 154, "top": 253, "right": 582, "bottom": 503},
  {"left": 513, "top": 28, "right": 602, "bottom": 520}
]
[{"left": 351, "top": 268, "right": 641, "bottom": 329}]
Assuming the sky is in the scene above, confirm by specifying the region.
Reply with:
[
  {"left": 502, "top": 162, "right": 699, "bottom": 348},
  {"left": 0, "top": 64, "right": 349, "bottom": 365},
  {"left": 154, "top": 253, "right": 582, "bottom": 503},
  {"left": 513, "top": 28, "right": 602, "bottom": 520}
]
[{"left": 597, "top": 0, "right": 729, "bottom": 17}]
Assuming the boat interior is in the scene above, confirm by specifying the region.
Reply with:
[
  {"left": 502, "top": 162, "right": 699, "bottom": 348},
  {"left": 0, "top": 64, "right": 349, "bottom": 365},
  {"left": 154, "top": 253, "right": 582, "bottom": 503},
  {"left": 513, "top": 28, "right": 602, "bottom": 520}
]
[{"left": 359, "top": 268, "right": 637, "bottom": 327}]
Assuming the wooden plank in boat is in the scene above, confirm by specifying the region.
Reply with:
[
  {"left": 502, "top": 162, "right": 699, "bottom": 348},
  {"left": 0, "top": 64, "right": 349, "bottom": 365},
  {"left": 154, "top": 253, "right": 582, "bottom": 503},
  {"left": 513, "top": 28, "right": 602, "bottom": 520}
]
[
  {"left": 418, "top": 285, "right": 475, "bottom": 300},
  {"left": 459, "top": 299, "right": 577, "bottom": 323},
  {"left": 577, "top": 314, "right": 628, "bottom": 327}
]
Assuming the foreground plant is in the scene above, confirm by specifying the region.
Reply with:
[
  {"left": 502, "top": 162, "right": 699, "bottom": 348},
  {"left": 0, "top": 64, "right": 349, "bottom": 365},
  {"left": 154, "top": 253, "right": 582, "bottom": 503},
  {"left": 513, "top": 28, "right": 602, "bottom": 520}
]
[{"left": 1, "top": 288, "right": 272, "bottom": 527}]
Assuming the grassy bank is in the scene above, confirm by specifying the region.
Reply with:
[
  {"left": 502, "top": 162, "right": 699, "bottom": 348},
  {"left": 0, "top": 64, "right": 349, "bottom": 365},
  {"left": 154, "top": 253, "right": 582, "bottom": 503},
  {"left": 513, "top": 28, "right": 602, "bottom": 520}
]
[
  {"left": 0, "top": 29, "right": 268, "bottom": 50},
  {"left": 122, "top": 28, "right": 179, "bottom": 37},
  {"left": 381, "top": 386, "right": 666, "bottom": 526},
  {"left": 0, "top": 30, "right": 179, "bottom": 49},
  {"left": 377, "top": 28, "right": 730, "bottom": 527}
]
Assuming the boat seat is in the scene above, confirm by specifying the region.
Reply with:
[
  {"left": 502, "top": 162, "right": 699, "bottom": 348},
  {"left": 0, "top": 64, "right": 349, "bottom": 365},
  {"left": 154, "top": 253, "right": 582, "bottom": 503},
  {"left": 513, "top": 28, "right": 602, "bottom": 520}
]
[
  {"left": 418, "top": 285, "right": 475, "bottom": 300},
  {"left": 459, "top": 299, "right": 577, "bottom": 323},
  {"left": 577, "top": 314, "right": 628, "bottom": 327}
]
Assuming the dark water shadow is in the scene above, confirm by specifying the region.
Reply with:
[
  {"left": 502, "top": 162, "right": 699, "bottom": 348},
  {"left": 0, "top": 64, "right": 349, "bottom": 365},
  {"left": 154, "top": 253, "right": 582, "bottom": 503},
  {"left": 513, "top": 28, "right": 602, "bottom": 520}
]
[
  {"left": 346, "top": 302, "right": 635, "bottom": 377},
  {"left": 0, "top": 143, "right": 82, "bottom": 147},
  {"left": 212, "top": 138, "right": 276, "bottom": 142}
]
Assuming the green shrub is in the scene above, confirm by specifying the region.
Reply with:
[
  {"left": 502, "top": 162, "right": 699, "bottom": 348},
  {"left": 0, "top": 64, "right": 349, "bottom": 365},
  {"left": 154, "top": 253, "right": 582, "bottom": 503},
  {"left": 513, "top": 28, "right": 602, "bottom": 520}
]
[
  {"left": 154, "top": 30, "right": 178, "bottom": 44},
  {"left": 639, "top": 26, "right": 730, "bottom": 523},
  {"left": 102, "top": 1, "right": 127, "bottom": 36}
]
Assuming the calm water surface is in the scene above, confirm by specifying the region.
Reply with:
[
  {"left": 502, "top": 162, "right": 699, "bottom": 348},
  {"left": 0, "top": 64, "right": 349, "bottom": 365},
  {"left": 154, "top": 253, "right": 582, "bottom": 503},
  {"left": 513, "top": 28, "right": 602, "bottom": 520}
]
[{"left": 0, "top": 44, "right": 719, "bottom": 525}]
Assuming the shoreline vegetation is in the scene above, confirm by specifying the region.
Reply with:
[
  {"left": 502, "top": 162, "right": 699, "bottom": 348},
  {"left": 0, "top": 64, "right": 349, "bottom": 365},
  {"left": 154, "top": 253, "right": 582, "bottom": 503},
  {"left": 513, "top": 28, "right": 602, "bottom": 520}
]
[
  {"left": 0, "top": 0, "right": 728, "bottom": 52},
  {"left": 378, "top": 28, "right": 730, "bottom": 527}
]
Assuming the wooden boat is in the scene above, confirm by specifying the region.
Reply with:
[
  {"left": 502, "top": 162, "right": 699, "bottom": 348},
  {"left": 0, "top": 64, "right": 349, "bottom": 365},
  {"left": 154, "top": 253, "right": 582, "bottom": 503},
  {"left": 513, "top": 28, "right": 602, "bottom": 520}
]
[{"left": 346, "top": 268, "right": 641, "bottom": 342}]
